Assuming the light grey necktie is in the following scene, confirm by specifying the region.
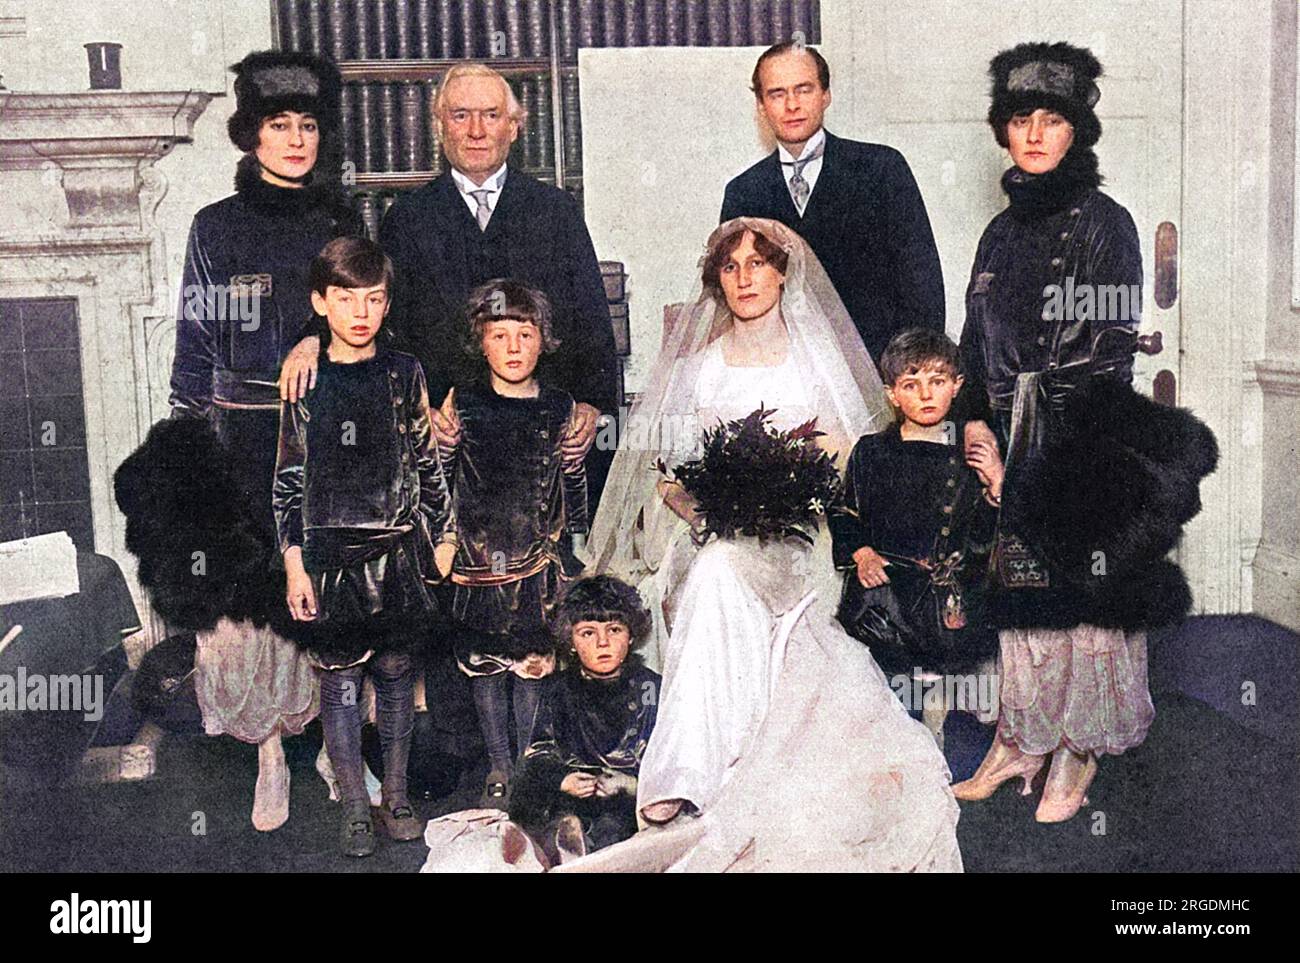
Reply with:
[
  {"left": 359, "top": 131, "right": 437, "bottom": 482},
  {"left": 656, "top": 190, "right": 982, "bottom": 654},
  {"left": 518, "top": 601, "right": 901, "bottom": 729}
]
[
  {"left": 469, "top": 188, "right": 492, "bottom": 231},
  {"left": 783, "top": 141, "right": 825, "bottom": 214}
]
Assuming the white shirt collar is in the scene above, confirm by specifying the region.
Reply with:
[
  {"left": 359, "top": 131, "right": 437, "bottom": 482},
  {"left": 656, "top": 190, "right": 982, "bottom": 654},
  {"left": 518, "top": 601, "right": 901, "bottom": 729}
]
[
  {"left": 777, "top": 127, "right": 827, "bottom": 165},
  {"left": 451, "top": 163, "right": 509, "bottom": 197}
]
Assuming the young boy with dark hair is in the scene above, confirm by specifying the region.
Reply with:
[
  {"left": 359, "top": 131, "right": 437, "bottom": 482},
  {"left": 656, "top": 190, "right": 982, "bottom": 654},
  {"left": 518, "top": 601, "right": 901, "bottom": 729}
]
[
  {"left": 275, "top": 235, "right": 456, "bottom": 857},
  {"left": 508, "top": 575, "right": 660, "bottom": 863},
  {"left": 829, "top": 328, "right": 1002, "bottom": 678}
]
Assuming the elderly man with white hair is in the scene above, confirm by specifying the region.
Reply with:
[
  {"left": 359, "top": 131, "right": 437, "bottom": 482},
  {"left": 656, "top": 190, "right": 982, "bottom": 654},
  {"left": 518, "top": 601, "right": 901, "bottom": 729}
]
[{"left": 282, "top": 63, "right": 617, "bottom": 479}]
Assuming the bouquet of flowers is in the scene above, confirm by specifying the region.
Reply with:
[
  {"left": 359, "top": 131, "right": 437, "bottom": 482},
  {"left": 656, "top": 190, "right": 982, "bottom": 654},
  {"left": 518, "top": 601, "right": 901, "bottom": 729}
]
[{"left": 659, "top": 406, "right": 841, "bottom": 545}]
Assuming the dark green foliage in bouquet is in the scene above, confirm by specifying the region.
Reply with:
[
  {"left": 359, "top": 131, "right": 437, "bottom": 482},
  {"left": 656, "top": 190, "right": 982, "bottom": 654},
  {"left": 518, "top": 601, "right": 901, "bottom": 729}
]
[{"left": 659, "top": 405, "right": 841, "bottom": 546}]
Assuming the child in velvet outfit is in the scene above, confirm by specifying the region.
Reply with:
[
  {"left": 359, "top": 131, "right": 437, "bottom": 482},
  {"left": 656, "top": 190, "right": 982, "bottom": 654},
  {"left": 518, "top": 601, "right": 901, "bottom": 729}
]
[
  {"left": 509, "top": 576, "right": 660, "bottom": 862},
  {"left": 829, "top": 328, "right": 1003, "bottom": 679},
  {"left": 274, "top": 236, "right": 457, "bottom": 857},
  {"left": 441, "top": 280, "right": 589, "bottom": 806}
]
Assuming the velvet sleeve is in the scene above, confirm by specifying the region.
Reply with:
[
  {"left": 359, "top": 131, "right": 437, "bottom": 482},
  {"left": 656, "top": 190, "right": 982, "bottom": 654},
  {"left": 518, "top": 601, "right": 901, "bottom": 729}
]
[
  {"left": 829, "top": 439, "right": 872, "bottom": 570},
  {"left": 168, "top": 219, "right": 217, "bottom": 419},
  {"left": 408, "top": 361, "right": 456, "bottom": 548},
  {"left": 272, "top": 399, "right": 307, "bottom": 554}
]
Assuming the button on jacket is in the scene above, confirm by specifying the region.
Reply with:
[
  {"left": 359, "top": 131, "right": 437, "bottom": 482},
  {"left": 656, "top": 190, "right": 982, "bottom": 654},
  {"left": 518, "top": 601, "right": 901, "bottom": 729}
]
[{"left": 170, "top": 156, "right": 360, "bottom": 417}]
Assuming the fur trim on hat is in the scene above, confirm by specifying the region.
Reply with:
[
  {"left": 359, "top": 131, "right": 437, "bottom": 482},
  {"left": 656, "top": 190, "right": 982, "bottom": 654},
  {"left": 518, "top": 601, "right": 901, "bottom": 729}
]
[
  {"left": 988, "top": 42, "right": 1104, "bottom": 149},
  {"left": 227, "top": 49, "right": 342, "bottom": 152}
]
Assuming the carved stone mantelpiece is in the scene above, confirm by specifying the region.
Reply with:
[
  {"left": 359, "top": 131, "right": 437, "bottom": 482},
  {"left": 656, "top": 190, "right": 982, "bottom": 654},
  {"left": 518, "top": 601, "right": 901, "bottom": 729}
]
[
  {"left": 0, "top": 90, "right": 211, "bottom": 226},
  {"left": 0, "top": 89, "right": 213, "bottom": 642}
]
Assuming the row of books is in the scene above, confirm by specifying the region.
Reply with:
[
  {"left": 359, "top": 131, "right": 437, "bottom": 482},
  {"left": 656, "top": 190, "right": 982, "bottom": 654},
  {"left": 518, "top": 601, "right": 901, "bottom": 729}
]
[
  {"left": 340, "top": 74, "right": 576, "bottom": 173},
  {"left": 277, "top": 0, "right": 822, "bottom": 61}
]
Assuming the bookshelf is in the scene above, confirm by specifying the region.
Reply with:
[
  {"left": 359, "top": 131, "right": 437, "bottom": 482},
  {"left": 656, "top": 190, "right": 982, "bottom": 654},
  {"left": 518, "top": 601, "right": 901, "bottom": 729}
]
[{"left": 272, "top": 0, "right": 821, "bottom": 233}]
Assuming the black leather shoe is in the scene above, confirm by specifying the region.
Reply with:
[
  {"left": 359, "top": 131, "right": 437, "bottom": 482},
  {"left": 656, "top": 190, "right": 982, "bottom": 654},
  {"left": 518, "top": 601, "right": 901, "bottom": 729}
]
[
  {"left": 377, "top": 800, "right": 424, "bottom": 842},
  {"left": 340, "top": 800, "right": 375, "bottom": 857}
]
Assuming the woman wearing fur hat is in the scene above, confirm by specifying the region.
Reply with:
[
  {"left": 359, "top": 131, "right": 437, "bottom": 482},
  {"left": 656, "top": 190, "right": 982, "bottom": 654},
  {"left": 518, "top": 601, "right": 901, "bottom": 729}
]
[
  {"left": 164, "top": 50, "right": 360, "bottom": 831},
  {"left": 951, "top": 42, "right": 1217, "bottom": 822}
]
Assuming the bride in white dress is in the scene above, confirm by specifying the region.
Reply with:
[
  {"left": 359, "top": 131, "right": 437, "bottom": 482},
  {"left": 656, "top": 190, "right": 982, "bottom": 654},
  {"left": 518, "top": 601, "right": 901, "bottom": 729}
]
[{"left": 579, "top": 218, "right": 962, "bottom": 872}]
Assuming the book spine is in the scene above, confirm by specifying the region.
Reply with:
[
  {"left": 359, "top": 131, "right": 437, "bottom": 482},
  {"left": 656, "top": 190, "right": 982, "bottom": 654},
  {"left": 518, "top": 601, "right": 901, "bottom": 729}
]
[
  {"left": 663, "top": 0, "right": 685, "bottom": 45},
  {"left": 729, "top": 0, "right": 749, "bottom": 44},
  {"left": 378, "top": 82, "right": 399, "bottom": 172},
  {"left": 705, "top": 0, "right": 727, "bottom": 44},
  {"left": 374, "top": 0, "right": 392, "bottom": 57},
  {"left": 425, "top": 80, "right": 443, "bottom": 173},
  {"left": 771, "top": 0, "right": 789, "bottom": 42},
  {"left": 643, "top": 0, "right": 663, "bottom": 45},
  {"left": 400, "top": 81, "right": 424, "bottom": 171},
  {"left": 790, "top": 0, "right": 810, "bottom": 43},
  {"left": 460, "top": 0, "right": 477, "bottom": 57},
  {"left": 526, "top": 0, "right": 547, "bottom": 57},
  {"left": 559, "top": 0, "right": 578, "bottom": 59},
  {"left": 355, "top": 82, "right": 375, "bottom": 172},
  {"left": 375, "top": 0, "right": 394, "bottom": 57},
  {"left": 600, "top": 0, "right": 621, "bottom": 46},
  {"left": 339, "top": 82, "right": 357, "bottom": 172},
  {"left": 561, "top": 73, "right": 582, "bottom": 173},
  {"left": 280, "top": 0, "right": 306, "bottom": 51},
  {"left": 622, "top": 0, "right": 644, "bottom": 45},
  {"left": 307, "top": 0, "right": 328, "bottom": 57},
  {"left": 684, "top": 0, "right": 705, "bottom": 45},
  {"left": 578, "top": 0, "right": 597, "bottom": 48},
  {"left": 352, "top": 0, "right": 371, "bottom": 59},
  {"left": 517, "top": 79, "right": 537, "bottom": 168},
  {"left": 535, "top": 75, "right": 554, "bottom": 171},
  {"left": 356, "top": 192, "right": 382, "bottom": 241},
  {"left": 483, "top": 0, "right": 501, "bottom": 56},
  {"left": 415, "top": 0, "right": 435, "bottom": 57},
  {"left": 505, "top": 0, "right": 524, "bottom": 56},
  {"left": 436, "top": 0, "right": 455, "bottom": 56},
  {"left": 394, "top": 0, "right": 413, "bottom": 57},
  {"left": 747, "top": 0, "right": 770, "bottom": 45}
]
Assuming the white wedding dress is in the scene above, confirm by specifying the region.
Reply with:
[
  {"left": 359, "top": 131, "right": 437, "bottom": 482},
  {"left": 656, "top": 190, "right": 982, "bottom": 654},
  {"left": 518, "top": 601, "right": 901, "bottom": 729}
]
[
  {"left": 576, "top": 217, "right": 962, "bottom": 873},
  {"left": 576, "top": 340, "right": 963, "bottom": 873}
]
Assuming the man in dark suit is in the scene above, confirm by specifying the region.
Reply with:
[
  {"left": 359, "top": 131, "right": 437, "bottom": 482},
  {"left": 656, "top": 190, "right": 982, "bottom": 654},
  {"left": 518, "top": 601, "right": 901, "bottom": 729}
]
[
  {"left": 281, "top": 63, "right": 618, "bottom": 473},
  {"left": 720, "top": 43, "right": 945, "bottom": 363}
]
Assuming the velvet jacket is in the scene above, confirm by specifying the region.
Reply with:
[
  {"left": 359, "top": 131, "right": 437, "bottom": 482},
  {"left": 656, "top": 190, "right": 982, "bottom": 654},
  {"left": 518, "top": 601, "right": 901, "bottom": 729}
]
[
  {"left": 170, "top": 156, "right": 359, "bottom": 416},
  {"left": 272, "top": 346, "right": 455, "bottom": 577},
  {"left": 508, "top": 657, "right": 660, "bottom": 828},
  {"left": 829, "top": 422, "right": 1000, "bottom": 673},
  {"left": 954, "top": 151, "right": 1143, "bottom": 424}
]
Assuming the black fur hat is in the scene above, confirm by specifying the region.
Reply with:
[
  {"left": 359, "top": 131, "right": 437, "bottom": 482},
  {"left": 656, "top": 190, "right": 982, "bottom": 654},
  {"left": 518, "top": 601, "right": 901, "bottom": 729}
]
[
  {"left": 226, "top": 50, "right": 342, "bottom": 152},
  {"left": 988, "top": 42, "right": 1103, "bottom": 149}
]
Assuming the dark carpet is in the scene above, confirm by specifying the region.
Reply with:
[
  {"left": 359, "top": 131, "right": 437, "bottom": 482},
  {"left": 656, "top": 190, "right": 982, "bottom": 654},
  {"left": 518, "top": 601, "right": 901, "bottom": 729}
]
[{"left": 1, "top": 615, "right": 1295, "bottom": 873}]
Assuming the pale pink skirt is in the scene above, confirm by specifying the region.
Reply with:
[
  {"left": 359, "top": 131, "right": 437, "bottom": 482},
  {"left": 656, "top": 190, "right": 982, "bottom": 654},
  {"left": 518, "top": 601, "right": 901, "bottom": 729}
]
[
  {"left": 998, "top": 625, "right": 1154, "bottom": 756},
  {"left": 194, "top": 617, "right": 320, "bottom": 743}
]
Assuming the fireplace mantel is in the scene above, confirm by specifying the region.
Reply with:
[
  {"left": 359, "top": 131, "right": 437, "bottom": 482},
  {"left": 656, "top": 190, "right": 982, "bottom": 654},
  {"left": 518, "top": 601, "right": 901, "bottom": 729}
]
[
  {"left": 0, "top": 90, "right": 212, "bottom": 226},
  {"left": 1, "top": 89, "right": 216, "bottom": 642}
]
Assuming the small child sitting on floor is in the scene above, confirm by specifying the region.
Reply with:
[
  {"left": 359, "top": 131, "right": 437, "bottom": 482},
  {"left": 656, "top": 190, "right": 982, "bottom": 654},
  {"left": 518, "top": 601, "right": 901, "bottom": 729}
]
[{"left": 508, "top": 576, "right": 661, "bottom": 863}]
